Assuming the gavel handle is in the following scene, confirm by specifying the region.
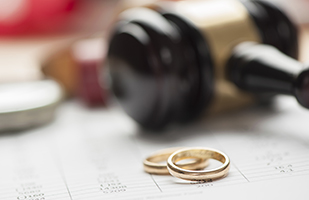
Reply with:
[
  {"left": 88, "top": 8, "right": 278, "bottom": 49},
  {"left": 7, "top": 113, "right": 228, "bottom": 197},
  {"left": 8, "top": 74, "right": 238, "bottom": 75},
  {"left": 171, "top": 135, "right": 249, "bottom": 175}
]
[{"left": 227, "top": 42, "right": 309, "bottom": 109}]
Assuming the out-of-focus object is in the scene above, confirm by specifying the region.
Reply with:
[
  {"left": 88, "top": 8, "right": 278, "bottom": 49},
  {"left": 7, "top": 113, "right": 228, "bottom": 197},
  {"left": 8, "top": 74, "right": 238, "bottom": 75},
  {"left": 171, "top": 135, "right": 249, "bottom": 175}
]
[
  {"left": 111, "top": 0, "right": 180, "bottom": 26},
  {"left": 42, "top": 37, "right": 107, "bottom": 106},
  {"left": 0, "top": 80, "right": 62, "bottom": 132},
  {"left": 41, "top": 48, "right": 78, "bottom": 97},
  {"left": 0, "top": 34, "right": 84, "bottom": 84},
  {"left": 300, "top": 25, "right": 309, "bottom": 62},
  {"left": 0, "top": 41, "right": 44, "bottom": 83},
  {"left": 107, "top": 0, "right": 299, "bottom": 130},
  {"left": 271, "top": 0, "right": 309, "bottom": 24},
  {"left": 227, "top": 42, "right": 309, "bottom": 109},
  {"left": 117, "top": 0, "right": 165, "bottom": 10},
  {"left": 0, "top": 0, "right": 121, "bottom": 36},
  {"left": 73, "top": 38, "right": 107, "bottom": 106},
  {"left": 0, "top": 0, "right": 75, "bottom": 35}
]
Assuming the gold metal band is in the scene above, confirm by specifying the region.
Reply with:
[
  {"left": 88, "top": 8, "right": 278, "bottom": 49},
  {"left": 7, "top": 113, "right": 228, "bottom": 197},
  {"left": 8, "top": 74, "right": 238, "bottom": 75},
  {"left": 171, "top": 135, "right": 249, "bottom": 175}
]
[
  {"left": 167, "top": 147, "right": 230, "bottom": 181},
  {"left": 143, "top": 147, "right": 209, "bottom": 175}
]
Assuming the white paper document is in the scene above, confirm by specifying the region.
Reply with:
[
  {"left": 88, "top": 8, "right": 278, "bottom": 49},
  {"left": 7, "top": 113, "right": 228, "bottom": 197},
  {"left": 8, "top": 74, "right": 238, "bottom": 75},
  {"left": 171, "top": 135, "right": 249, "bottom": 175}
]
[{"left": 1, "top": 96, "right": 309, "bottom": 200}]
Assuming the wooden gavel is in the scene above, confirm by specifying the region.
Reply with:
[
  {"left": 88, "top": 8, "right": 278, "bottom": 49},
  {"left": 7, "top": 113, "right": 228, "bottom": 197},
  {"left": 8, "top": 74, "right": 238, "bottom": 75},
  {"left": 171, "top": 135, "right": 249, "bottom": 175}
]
[{"left": 106, "top": 0, "right": 306, "bottom": 130}]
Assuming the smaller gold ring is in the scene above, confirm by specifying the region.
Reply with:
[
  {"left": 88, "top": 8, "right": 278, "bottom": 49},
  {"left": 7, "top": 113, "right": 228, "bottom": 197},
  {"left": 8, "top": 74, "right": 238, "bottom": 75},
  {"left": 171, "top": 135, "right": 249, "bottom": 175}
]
[
  {"left": 143, "top": 147, "right": 209, "bottom": 175},
  {"left": 167, "top": 147, "right": 230, "bottom": 181}
]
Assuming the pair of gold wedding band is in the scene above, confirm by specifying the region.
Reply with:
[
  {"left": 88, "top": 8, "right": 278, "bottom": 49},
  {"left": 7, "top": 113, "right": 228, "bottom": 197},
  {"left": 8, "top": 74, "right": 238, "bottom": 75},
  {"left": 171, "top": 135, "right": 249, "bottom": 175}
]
[{"left": 143, "top": 147, "right": 230, "bottom": 181}]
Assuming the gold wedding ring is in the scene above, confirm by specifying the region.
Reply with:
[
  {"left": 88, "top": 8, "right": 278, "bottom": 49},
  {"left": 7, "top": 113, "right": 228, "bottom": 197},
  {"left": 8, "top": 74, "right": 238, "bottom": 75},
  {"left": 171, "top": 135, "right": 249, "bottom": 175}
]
[
  {"left": 143, "top": 147, "right": 209, "bottom": 175},
  {"left": 167, "top": 147, "right": 230, "bottom": 181}
]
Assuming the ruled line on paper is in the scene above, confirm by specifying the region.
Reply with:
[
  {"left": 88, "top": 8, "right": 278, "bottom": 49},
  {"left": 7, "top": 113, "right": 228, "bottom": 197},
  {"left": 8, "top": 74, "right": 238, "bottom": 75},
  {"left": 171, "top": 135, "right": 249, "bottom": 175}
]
[{"left": 1, "top": 100, "right": 309, "bottom": 200}]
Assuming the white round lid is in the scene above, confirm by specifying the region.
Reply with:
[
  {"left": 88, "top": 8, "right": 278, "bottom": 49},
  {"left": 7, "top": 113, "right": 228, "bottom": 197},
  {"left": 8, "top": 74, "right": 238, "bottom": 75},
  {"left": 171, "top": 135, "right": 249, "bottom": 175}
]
[{"left": 0, "top": 80, "right": 62, "bottom": 113}]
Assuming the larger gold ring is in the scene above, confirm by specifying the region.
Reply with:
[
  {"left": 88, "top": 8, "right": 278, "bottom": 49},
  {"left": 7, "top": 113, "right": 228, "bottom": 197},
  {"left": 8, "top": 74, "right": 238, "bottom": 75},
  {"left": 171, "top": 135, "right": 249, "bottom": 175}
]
[
  {"left": 143, "top": 147, "right": 209, "bottom": 175},
  {"left": 167, "top": 147, "right": 230, "bottom": 181}
]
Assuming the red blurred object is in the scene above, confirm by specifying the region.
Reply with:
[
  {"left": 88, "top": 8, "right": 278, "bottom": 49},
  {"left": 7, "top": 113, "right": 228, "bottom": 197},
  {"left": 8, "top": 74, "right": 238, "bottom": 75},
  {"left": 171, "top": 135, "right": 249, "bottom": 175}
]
[
  {"left": 73, "top": 38, "right": 107, "bottom": 107},
  {"left": 79, "top": 61, "right": 107, "bottom": 106},
  {"left": 0, "top": 0, "right": 76, "bottom": 35}
]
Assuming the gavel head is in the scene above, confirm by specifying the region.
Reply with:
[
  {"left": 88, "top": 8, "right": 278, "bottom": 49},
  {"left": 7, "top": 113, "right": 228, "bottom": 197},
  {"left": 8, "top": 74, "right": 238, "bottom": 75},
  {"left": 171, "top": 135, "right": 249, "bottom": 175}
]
[{"left": 107, "top": 0, "right": 298, "bottom": 130}]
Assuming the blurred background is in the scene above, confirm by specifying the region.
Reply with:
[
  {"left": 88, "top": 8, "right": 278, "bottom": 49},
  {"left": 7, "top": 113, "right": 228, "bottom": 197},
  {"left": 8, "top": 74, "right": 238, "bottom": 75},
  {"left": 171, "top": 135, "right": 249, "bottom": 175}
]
[{"left": 0, "top": 0, "right": 308, "bottom": 132}]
